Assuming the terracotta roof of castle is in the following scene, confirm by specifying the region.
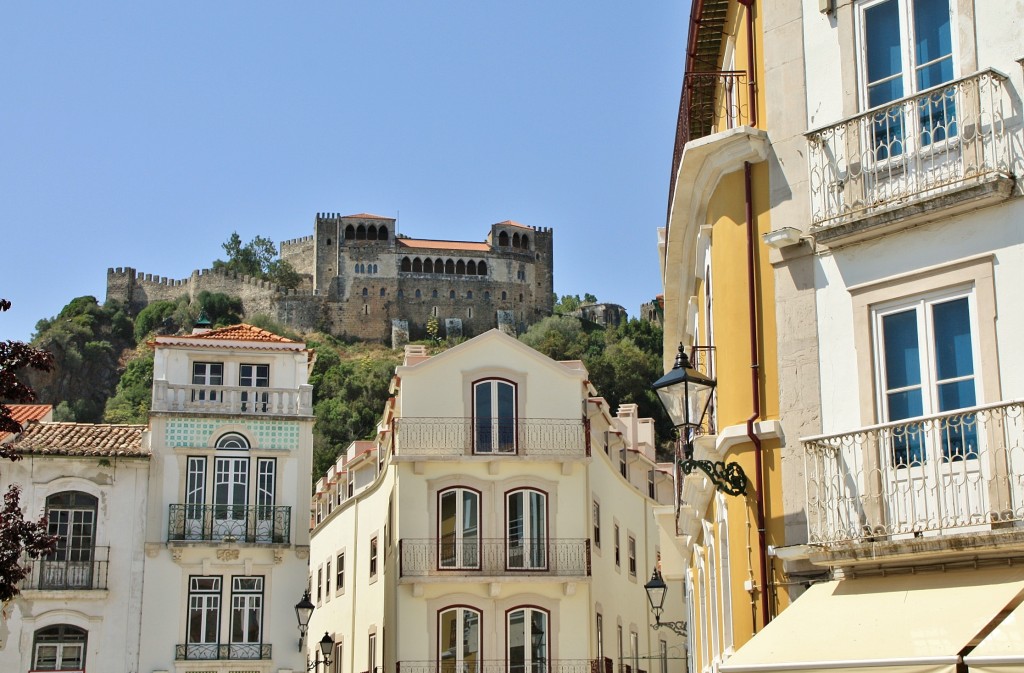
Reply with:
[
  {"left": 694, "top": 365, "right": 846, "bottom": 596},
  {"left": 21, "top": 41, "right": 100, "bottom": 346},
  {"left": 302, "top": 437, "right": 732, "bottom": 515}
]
[
  {"left": 342, "top": 213, "right": 392, "bottom": 220},
  {"left": 173, "top": 324, "right": 298, "bottom": 343},
  {"left": 396, "top": 238, "right": 491, "bottom": 252},
  {"left": 495, "top": 220, "right": 532, "bottom": 229},
  {"left": 11, "top": 422, "right": 148, "bottom": 457},
  {"left": 0, "top": 404, "right": 53, "bottom": 441}
]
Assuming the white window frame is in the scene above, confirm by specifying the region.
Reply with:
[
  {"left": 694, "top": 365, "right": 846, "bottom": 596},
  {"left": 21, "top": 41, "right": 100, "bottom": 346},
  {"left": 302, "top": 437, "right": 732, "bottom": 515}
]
[{"left": 438, "top": 487, "right": 481, "bottom": 570}]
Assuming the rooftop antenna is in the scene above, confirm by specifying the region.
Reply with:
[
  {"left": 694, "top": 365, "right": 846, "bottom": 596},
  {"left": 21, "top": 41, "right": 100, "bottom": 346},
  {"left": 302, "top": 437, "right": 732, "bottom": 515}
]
[{"left": 396, "top": 210, "right": 400, "bottom": 238}]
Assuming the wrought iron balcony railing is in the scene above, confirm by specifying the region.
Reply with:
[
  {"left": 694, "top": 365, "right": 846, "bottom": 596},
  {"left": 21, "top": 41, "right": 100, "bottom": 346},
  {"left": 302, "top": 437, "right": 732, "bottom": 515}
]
[
  {"left": 151, "top": 380, "right": 314, "bottom": 416},
  {"left": 175, "top": 643, "right": 272, "bottom": 660},
  {"left": 19, "top": 546, "right": 109, "bottom": 591},
  {"left": 399, "top": 538, "right": 591, "bottom": 578},
  {"left": 397, "top": 660, "right": 600, "bottom": 673},
  {"left": 804, "top": 400, "right": 1024, "bottom": 544},
  {"left": 394, "top": 418, "right": 588, "bottom": 458},
  {"left": 168, "top": 504, "right": 291, "bottom": 543},
  {"left": 806, "top": 69, "right": 1012, "bottom": 229}
]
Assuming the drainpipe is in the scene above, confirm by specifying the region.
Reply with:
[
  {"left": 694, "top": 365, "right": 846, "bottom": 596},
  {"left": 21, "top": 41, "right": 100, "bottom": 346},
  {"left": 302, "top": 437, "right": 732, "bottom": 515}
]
[
  {"left": 743, "top": 161, "right": 771, "bottom": 631},
  {"left": 737, "top": 0, "right": 758, "bottom": 127}
]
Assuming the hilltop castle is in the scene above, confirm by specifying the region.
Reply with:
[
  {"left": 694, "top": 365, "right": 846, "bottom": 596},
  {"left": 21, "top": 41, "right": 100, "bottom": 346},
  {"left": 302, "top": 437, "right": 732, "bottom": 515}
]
[{"left": 106, "top": 212, "right": 554, "bottom": 344}]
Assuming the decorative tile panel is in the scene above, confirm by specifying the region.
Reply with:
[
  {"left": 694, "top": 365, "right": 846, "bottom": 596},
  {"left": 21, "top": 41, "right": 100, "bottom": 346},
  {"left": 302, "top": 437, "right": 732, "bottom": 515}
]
[{"left": 165, "top": 418, "right": 300, "bottom": 450}]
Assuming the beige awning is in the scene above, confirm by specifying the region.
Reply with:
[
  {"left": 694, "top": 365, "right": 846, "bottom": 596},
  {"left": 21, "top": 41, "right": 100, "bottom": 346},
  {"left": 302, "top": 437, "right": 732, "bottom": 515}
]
[
  {"left": 718, "top": 566, "right": 1024, "bottom": 673},
  {"left": 964, "top": 597, "right": 1024, "bottom": 672}
]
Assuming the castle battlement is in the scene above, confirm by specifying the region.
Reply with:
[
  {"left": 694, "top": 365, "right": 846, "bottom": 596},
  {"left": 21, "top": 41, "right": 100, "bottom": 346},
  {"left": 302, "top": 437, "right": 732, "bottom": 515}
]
[{"left": 281, "top": 234, "right": 315, "bottom": 246}]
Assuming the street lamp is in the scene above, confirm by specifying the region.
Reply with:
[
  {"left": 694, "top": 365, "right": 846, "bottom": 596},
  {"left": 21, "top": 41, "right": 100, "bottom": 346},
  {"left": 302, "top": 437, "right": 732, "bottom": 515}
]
[
  {"left": 311, "top": 632, "right": 334, "bottom": 670},
  {"left": 644, "top": 568, "right": 687, "bottom": 637},
  {"left": 295, "top": 589, "right": 315, "bottom": 651},
  {"left": 652, "top": 344, "right": 748, "bottom": 497}
]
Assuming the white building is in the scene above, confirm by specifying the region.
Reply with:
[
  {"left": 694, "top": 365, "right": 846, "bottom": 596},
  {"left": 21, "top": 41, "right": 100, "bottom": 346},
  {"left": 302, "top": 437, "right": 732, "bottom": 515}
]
[
  {"left": 137, "top": 324, "right": 315, "bottom": 673},
  {"left": 306, "top": 331, "right": 685, "bottom": 673}
]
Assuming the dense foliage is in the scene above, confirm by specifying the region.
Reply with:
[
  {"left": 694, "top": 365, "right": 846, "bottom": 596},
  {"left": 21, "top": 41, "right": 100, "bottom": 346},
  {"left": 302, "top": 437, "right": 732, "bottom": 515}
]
[{"left": 213, "top": 232, "right": 302, "bottom": 290}]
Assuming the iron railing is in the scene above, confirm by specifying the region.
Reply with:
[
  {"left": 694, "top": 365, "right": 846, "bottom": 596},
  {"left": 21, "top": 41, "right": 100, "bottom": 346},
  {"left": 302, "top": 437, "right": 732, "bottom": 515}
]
[
  {"left": 806, "top": 69, "right": 1012, "bottom": 228},
  {"left": 394, "top": 418, "right": 587, "bottom": 458},
  {"left": 152, "top": 380, "right": 314, "bottom": 416},
  {"left": 399, "top": 538, "right": 591, "bottom": 577},
  {"left": 175, "top": 643, "right": 272, "bottom": 660},
  {"left": 397, "top": 660, "right": 599, "bottom": 673},
  {"left": 804, "top": 400, "right": 1024, "bottom": 544},
  {"left": 19, "top": 546, "right": 109, "bottom": 590},
  {"left": 168, "top": 504, "right": 291, "bottom": 543}
]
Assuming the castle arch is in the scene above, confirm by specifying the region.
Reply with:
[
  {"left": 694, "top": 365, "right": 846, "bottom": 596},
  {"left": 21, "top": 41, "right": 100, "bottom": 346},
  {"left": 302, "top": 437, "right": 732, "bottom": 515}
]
[
  {"left": 477, "top": 261, "right": 487, "bottom": 276},
  {"left": 466, "top": 290, "right": 473, "bottom": 299},
  {"left": 380, "top": 288, "right": 386, "bottom": 297},
  {"left": 401, "top": 257, "right": 412, "bottom": 272},
  {"left": 372, "top": 264, "right": 378, "bottom": 274},
  {"left": 327, "top": 238, "right": 332, "bottom": 246},
  {"left": 513, "top": 232, "right": 521, "bottom": 248},
  {"left": 522, "top": 235, "right": 529, "bottom": 249},
  {"left": 449, "top": 290, "right": 456, "bottom": 299},
  {"left": 502, "top": 291, "right": 507, "bottom": 301},
  {"left": 362, "top": 287, "right": 369, "bottom": 297},
  {"left": 467, "top": 260, "right": 477, "bottom": 275},
  {"left": 421, "top": 258, "right": 431, "bottom": 273},
  {"left": 435, "top": 258, "right": 443, "bottom": 273},
  {"left": 368, "top": 226, "right": 378, "bottom": 241},
  {"left": 432, "top": 290, "right": 438, "bottom": 298},
  {"left": 445, "top": 259, "right": 455, "bottom": 275},
  {"left": 415, "top": 289, "right": 422, "bottom": 298},
  {"left": 379, "top": 227, "right": 388, "bottom": 241},
  {"left": 456, "top": 260, "right": 466, "bottom": 275},
  {"left": 484, "top": 291, "right": 490, "bottom": 301},
  {"left": 499, "top": 231, "right": 509, "bottom": 247},
  {"left": 345, "top": 225, "right": 355, "bottom": 240},
  {"left": 356, "top": 225, "right": 366, "bottom": 240}
]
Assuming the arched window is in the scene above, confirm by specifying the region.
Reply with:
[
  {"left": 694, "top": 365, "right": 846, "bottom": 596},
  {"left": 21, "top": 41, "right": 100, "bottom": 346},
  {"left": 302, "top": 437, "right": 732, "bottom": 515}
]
[
  {"left": 456, "top": 260, "right": 466, "bottom": 275},
  {"left": 362, "top": 287, "right": 369, "bottom": 297},
  {"left": 521, "top": 235, "right": 529, "bottom": 250},
  {"left": 33, "top": 624, "right": 87, "bottom": 671},
  {"left": 372, "top": 264, "right": 378, "bottom": 274},
  {"left": 380, "top": 288, "right": 386, "bottom": 297},
  {"left": 519, "top": 293, "right": 524, "bottom": 302},
  {"left": 466, "top": 291, "right": 473, "bottom": 299},
  {"left": 397, "top": 290, "right": 404, "bottom": 298},
  {"left": 356, "top": 225, "right": 366, "bottom": 240},
  {"left": 216, "top": 433, "right": 250, "bottom": 449},
  {"left": 501, "top": 291, "right": 507, "bottom": 301},
  {"left": 506, "top": 489, "right": 546, "bottom": 569},
  {"left": 484, "top": 291, "right": 491, "bottom": 301},
  {"left": 439, "top": 488, "right": 480, "bottom": 569},
  {"left": 473, "top": 379, "right": 516, "bottom": 454},
  {"left": 445, "top": 259, "right": 455, "bottom": 275},
  {"left": 379, "top": 228, "right": 388, "bottom": 241},
  {"left": 513, "top": 232, "right": 521, "bottom": 248},
  {"left": 432, "top": 290, "right": 438, "bottom": 299},
  {"left": 44, "top": 491, "right": 98, "bottom": 589},
  {"left": 498, "top": 231, "right": 510, "bottom": 247},
  {"left": 478, "top": 261, "right": 488, "bottom": 276},
  {"left": 326, "top": 238, "right": 332, "bottom": 246},
  {"left": 422, "top": 258, "right": 431, "bottom": 273},
  {"left": 450, "top": 290, "right": 456, "bottom": 299},
  {"left": 467, "top": 260, "right": 477, "bottom": 275},
  {"left": 414, "top": 258, "right": 424, "bottom": 273},
  {"left": 415, "top": 289, "right": 422, "bottom": 298},
  {"left": 345, "top": 225, "right": 355, "bottom": 240},
  {"left": 439, "top": 607, "right": 482, "bottom": 672},
  {"left": 507, "top": 607, "right": 548, "bottom": 671},
  {"left": 401, "top": 257, "right": 412, "bottom": 272},
  {"left": 436, "top": 258, "right": 444, "bottom": 273},
  {"left": 368, "top": 226, "right": 378, "bottom": 241}
]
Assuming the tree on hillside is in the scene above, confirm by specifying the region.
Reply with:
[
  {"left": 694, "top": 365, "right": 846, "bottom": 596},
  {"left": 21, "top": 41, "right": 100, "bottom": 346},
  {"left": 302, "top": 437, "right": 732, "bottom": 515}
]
[
  {"left": 0, "top": 299, "right": 58, "bottom": 602},
  {"left": 213, "top": 232, "right": 301, "bottom": 290}
]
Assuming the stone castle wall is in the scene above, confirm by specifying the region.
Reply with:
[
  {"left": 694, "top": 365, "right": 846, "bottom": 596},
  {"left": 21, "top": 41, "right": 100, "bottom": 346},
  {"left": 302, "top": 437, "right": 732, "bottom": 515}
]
[{"left": 107, "top": 213, "right": 555, "bottom": 344}]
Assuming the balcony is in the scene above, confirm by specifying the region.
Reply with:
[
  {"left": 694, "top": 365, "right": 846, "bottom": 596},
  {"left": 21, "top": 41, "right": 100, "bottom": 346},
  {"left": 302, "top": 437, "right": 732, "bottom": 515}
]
[
  {"left": 151, "top": 380, "right": 313, "bottom": 416},
  {"left": 806, "top": 69, "right": 1013, "bottom": 244},
  {"left": 397, "top": 660, "right": 601, "bottom": 673},
  {"left": 175, "top": 643, "right": 272, "bottom": 660},
  {"left": 19, "top": 546, "right": 109, "bottom": 591},
  {"left": 804, "top": 400, "right": 1024, "bottom": 546},
  {"left": 399, "top": 538, "right": 591, "bottom": 578},
  {"left": 168, "top": 504, "right": 291, "bottom": 544},
  {"left": 393, "top": 418, "right": 588, "bottom": 459}
]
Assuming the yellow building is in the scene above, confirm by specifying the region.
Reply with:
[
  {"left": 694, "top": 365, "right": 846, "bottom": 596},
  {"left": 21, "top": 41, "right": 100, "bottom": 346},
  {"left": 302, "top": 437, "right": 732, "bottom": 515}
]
[{"left": 655, "top": 1, "right": 788, "bottom": 670}]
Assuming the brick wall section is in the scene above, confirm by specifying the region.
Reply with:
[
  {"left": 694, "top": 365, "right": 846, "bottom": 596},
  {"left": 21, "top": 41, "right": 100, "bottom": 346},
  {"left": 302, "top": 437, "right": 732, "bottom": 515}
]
[{"left": 106, "top": 213, "right": 555, "bottom": 344}]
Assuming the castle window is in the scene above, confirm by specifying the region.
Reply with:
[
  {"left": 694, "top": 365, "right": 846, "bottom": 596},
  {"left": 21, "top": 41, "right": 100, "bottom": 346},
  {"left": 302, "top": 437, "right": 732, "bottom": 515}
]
[
  {"left": 368, "top": 226, "right": 378, "bottom": 241},
  {"left": 467, "top": 260, "right": 477, "bottom": 275},
  {"left": 421, "top": 259, "right": 431, "bottom": 273},
  {"left": 380, "top": 288, "right": 386, "bottom": 297},
  {"left": 401, "top": 258, "right": 411, "bottom": 272},
  {"left": 432, "top": 290, "right": 438, "bottom": 299},
  {"left": 484, "top": 291, "right": 490, "bottom": 301},
  {"left": 415, "top": 290, "right": 421, "bottom": 298},
  {"left": 522, "top": 235, "right": 529, "bottom": 250},
  {"left": 362, "top": 288, "right": 369, "bottom": 297},
  {"left": 502, "top": 291, "right": 507, "bottom": 301},
  {"left": 373, "top": 264, "right": 378, "bottom": 274},
  {"left": 445, "top": 260, "right": 455, "bottom": 275},
  {"left": 519, "top": 293, "right": 524, "bottom": 302},
  {"left": 468, "top": 307, "right": 472, "bottom": 319},
  {"left": 345, "top": 225, "right": 355, "bottom": 240},
  {"left": 449, "top": 290, "right": 456, "bottom": 299},
  {"left": 433, "top": 307, "right": 438, "bottom": 317},
  {"left": 499, "top": 231, "right": 510, "bottom": 247},
  {"left": 379, "top": 228, "right": 388, "bottom": 242},
  {"left": 456, "top": 260, "right": 466, "bottom": 275},
  {"left": 356, "top": 225, "right": 366, "bottom": 240},
  {"left": 327, "top": 238, "right": 332, "bottom": 246},
  {"left": 435, "top": 258, "right": 443, "bottom": 273},
  {"left": 397, "top": 290, "right": 404, "bottom": 298},
  {"left": 364, "top": 305, "right": 369, "bottom": 315},
  {"left": 513, "top": 232, "right": 521, "bottom": 248},
  {"left": 478, "top": 261, "right": 487, "bottom": 276},
  {"left": 466, "top": 291, "right": 473, "bottom": 299}
]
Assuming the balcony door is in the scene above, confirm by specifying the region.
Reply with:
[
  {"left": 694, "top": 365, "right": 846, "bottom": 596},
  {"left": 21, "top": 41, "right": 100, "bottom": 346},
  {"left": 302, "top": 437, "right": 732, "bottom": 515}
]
[
  {"left": 474, "top": 379, "right": 516, "bottom": 454},
  {"left": 43, "top": 491, "right": 96, "bottom": 590},
  {"left": 439, "top": 607, "right": 481, "bottom": 673},
  {"left": 439, "top": 488, "right": 479, "bottom": 569},
  {"left": 214, "top": 457, "right": 249, "bottom": 540},
  {"left": 507, "top": 490, "right": 546, "bottom": 570},
  {"left": 875, "top": 290, "right": 986, "bottom": 532},
  {"left": 240, "top": 363, "right": 269, "bottom": 413},
  {"left": 508, "top": 607, "right": 547, "bottom": 673},
  {"left": 185, "top": 457, "right": 207, "bottom": 540}
]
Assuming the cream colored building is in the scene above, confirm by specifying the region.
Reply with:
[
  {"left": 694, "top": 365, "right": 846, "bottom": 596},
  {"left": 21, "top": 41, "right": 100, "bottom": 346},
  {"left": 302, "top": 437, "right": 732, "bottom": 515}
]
[{"left": 307, "top": 330, "right": 684, "bottom": 673}]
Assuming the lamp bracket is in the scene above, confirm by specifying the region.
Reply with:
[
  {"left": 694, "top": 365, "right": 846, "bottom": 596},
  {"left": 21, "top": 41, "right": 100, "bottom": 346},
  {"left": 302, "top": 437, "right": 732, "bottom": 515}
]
[
  {"left": 652, "top": 619, "right": 688, "bottom": 638},
  {"left": 680, "top": 457, "right": 748, "bottom": 497}
]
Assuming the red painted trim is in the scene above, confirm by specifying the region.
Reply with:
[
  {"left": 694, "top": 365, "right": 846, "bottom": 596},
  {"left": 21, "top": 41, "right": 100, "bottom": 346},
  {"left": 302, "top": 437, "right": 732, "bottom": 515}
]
[
  {"left": 436, "top": 605, "right": 484, "bottom": 667},
  {"left": 503, "top": 488, "right": 550, "bottom": 572},
  {"left": 504, "top": 605, "right": 552, "bottom": 673},
  {"left": 470, "top": 377, "right": 519, "bottom": 455},
  {"left": 436, "top": 486, "right": 484, "bottom": 571}
]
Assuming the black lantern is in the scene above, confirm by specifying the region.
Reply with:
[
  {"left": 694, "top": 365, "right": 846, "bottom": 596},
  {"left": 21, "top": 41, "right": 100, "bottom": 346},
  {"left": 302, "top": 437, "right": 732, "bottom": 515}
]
[
  {"left": 643, "top": 568, "right": 686, "bottom": 637},
  {"left": 653, "top": 344, "right": 748, "bottom": 497},
  {"left": 318, "top": 632, "right": 335, "bottom": 665},
  {"left": 295, "top": 590, "right": 315, "bottom": 651}
]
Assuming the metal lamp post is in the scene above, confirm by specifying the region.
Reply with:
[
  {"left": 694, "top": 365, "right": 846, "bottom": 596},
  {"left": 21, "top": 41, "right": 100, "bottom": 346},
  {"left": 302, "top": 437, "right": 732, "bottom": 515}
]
[{"left": 644, "top": 568, "right": 687, "bottom": 637}]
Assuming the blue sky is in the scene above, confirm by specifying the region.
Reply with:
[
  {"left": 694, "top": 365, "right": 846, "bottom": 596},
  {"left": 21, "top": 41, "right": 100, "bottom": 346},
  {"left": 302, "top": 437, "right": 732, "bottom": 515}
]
[{"left": 1, "top": 2, "right": 686, "bottom": 343}]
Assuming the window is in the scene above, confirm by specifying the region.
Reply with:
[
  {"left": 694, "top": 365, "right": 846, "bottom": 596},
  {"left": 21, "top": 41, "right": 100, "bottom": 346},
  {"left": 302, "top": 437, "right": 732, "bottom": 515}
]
[
  {"left": 187, "top": 576, "right": 221, "bottom": 658},
  {"left": 239, "top": 363, "right": 269, "bottom": 412},
  {"left": 369, "top": 536, "right": 379, "bottom": 579},
  {"left": 33, "top": 625, "right": 87, "bottom": 671},
  {"left": 334, "top": 642, "right": 344, "bottom": 673},
  {"left": 216, "top": 433, "right": 249, "bottom": 449},
  {"left": 593, "top": 500, "right": 601, "bottom": 548},
  {"left": 627, "top": 535, "right": 637, "bottom": 577},
  {"left": 439, "top": 488, "right": 480, "bottom": 569},
  {"left": 185, "top": 457, "right": 207, "bottom": 540},
  {"left": 874, "top": 290, "right": 979, "bottom": 466},
  {"left": 614, "top": 524, "right": 621, "bottom": 569},
  {"left": 619, "top": 449, "right": 628, "bottom": 479},
  {"left": 337, "top": 551, "right": 345, "bottom": 592},
  {"left": 317, "top": 566, "right": 323, "bottom": 604},
  {"left": 214, "top": 456, "right": 248, "bottom": 540},
  {"left": 473, "top": 379, "right": 516, "bottom": 453},
  {"left": 450, "top": 290, "right": 456, "bottom": 299},
  {"left": 858, "top": 0, "right": 955, "bottom": 158},
  {"left": 617, "top": 625, "right": 623, "bottom": 669},
  {"left": 508, "top": 607, "right": 547, "bottom": 673},
  {"left": 596, "top": 613, "right": 604, "bottom": 662},
  {"left": 660, "top": 640, "right": 668, "bottom": 673},
  {"left": 192, "top": 362, "right": 223, "bottom": 402},
  {"left": 380, "top": 288, "right": 386, "bottom": 297},
  {"left": 368, "top": 633, "right": 377, "bottom": 673},
  {"left": 648, "top": 469, "right": 656, "bottom": 499},
  {"left": 326, "top": 559, "right": 332, "bottom": 599},
  {"left": 507, "top": 489, "right": 547, "bottom": 569},
  {"left": 43, "top": 491, "right": 97, "bottom": 589},
  {"left": 630, "top": 631, "right": 639, "bottom": 673},
  {"left": 230, "top": 577, "right": 264, "bottom": 657},
  {"left": 439, "top": 607, "right": 481, "bottom": 673},
  {"left": 255, "top": 458, "right": 279, "bottom": 542}
]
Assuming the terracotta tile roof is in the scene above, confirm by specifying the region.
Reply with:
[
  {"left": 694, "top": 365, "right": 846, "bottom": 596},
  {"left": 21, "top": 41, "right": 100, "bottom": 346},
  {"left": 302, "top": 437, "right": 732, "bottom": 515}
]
[
  {"left": 174, "top": 324, "right": 298, "bottom": 343},
  {"left": 11, "top": 422, "right": 148, "bottom": 457},
  {"left": 494, "top": 220, "right": 532, "bottom": 229},
  {"left": 0, "top": 404, "right": 53, "bottom": 441},
  {"left": 396, "top": 238, "right": 491, "bottom": 252},
  {"left": 342, "top": 213, "right": 392, "bottom": 220}
]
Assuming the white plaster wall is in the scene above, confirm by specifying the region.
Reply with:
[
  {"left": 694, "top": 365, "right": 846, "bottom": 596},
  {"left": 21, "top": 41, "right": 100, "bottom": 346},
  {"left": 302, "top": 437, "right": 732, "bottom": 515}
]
[{"left": 801, "top": 0, "right": 846, "bottom": 130}]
